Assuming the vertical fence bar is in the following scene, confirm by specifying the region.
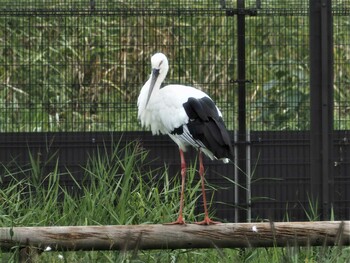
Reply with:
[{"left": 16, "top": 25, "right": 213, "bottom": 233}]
[
  {"left": 321, "top": 0, "right": 334, "bottom": 220},
  {"left": 234, "top": 130, "right": 239, "bottom": 223},
  {"left": 310, "top": 0, "right": 321, "bottom": 217},
  {"left": 309, "top": 0, "right": 334, "bottom": 220},
  {"left": 236, "top": 0, "right": 247, "bottom": 222},
  {"left": 246, "top": 130, "right": 251, "bottom": 222}
]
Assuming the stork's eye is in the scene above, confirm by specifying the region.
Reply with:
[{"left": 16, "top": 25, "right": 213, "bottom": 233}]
[{"left": 159, "top": 60, "right": 163, "bottom": 67}]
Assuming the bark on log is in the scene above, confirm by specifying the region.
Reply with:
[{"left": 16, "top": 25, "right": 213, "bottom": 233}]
[{"left": 0, "top": 221, "right": 348, "bottom": 251}]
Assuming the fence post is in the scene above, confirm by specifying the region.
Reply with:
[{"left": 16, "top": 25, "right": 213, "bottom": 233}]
[
  {"left": 236, "top": 0, "right": 248, "bottom": 223},
  {"left": 309, "top": 0, "right": 334, "bottom": 220}
]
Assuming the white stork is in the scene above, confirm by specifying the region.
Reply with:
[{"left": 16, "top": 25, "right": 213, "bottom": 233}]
[{"left": 138, "top": 53, "right": 234, "bottom": 225}]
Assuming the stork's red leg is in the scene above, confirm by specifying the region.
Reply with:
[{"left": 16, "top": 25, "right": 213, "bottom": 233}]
[
  {"left": 164, "top": 148, "right": 186, "bottom": 225},
  {"left": 195, "top": 150, "right": 221, "bottom": 225}
]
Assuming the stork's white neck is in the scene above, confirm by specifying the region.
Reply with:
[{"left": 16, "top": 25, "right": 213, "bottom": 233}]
[{"left": 153, "top": 70, "right": 167, "bottom": 89}]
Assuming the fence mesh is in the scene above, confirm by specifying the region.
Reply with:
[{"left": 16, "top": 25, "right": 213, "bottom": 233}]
[
  {"left": 334, "top": 1, "right": 350, "bottom": 130},
  {"left": 2, "top": 1, "right": 349, "bottom": 133},
  {"left": 0, "top": 1, "right": 237, "bottom": 132},
  {"left": 0, "top": 0, "right": 226, "bottom": 10},
  {"left": 246, "top": 10, "right": 309, "bottom": 131}
]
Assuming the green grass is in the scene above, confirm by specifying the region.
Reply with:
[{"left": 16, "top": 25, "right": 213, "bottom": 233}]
[{"left": 0, "top": 143, "right": 349, "bottom": 262}]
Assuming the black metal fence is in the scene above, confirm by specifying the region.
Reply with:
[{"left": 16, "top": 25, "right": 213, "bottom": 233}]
[{"left": 0, "top": 0, "right": 349, "bottom": 222}]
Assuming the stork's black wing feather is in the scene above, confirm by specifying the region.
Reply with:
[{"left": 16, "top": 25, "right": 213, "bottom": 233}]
[{"left": 182, "top": 97, "right": 234, "bottom": 160}]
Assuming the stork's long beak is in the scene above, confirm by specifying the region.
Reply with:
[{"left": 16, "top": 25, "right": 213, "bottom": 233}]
[{"left": 146, "top": 68, "right": 160, "bottom": 107}]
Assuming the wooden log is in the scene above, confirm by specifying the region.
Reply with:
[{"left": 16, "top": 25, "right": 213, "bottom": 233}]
[{"left": 0, "top": 221, "right": 348, "bottom": 251}]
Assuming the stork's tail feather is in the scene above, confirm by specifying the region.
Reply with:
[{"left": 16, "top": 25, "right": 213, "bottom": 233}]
[{"left": 187, "top": 117, "right": 234, "bottom": 161}]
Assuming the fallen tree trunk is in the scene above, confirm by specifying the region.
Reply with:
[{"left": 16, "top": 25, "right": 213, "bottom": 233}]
[{"left": 0, "top": 221, "right": 348, "bottom": 251}]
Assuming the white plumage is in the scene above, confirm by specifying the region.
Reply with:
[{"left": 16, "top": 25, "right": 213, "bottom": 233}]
[
  {"left": 138, "top": 84, "right": 200, "bottom": 135},
  {"left": 138, "top": 53, "right": 233, "bottom": 225}
]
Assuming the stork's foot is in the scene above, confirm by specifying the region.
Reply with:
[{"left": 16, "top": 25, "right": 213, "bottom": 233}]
[
  {"left": 195, "top": 216, "right": 221, "bottom": 225},
  {"left": 163, "top": 215, "right": 186, "bottom": 225}
]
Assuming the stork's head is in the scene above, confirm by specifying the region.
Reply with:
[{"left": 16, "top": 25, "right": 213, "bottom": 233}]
[
  {"left": 145, "top": 53, "right": 169, "bottom": 107},
  {"left": 151, "top": 53, "right": 169, "bottom": 77}
]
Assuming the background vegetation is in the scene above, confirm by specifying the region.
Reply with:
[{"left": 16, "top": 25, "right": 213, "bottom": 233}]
[{"left": 0, "top": 0, "right": 348, "bottom": 132}]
